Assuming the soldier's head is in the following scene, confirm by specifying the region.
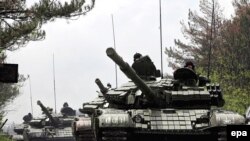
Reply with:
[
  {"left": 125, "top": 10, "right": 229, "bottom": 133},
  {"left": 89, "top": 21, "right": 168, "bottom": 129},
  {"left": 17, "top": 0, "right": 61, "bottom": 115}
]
[
  {"left": 63, "top": 102, "right": 69, "bottom": 107},
  {"left": 184, "top": 61, "right": 195, "bottom": 71},
  {"left": 107, "top": 83, "right": 111, "bottom": 88},
  {"left": 133, "top": 53, "right": 142, "bottom": 61}
]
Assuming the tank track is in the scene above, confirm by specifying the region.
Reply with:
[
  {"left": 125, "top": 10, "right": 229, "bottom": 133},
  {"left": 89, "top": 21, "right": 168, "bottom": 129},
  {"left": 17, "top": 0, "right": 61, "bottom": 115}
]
[
  {"left": 135, "top": 130, "right": 210, "bottom": 135},
  {"left": 99, "top": 129, "right": 128, "bottom": 141},
  {"left": 217, "top": 130, "right": 227, "bottom": 141},
  {"left": 75, "top": 129, "right": 96, "bottom": 141}
]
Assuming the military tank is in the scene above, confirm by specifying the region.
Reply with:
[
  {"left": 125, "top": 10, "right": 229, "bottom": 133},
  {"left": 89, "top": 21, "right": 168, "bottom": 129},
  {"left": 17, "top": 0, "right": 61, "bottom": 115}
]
[
  {"left": 72, "top": 48, "right": 246, "bottom": 141},
  {"left": 23, "top": 100, "right": 75, "bottom": 141},
  {"left": 12, "top": 123, "right": 27, "bottom": 141}
]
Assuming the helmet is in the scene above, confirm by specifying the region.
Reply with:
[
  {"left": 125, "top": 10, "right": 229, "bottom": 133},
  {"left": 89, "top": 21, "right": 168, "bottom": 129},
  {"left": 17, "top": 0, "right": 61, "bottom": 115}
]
[
  {"left": 63, "top": 102, "right": 69, "bottom": 107},
  {"left": 184, "top": 61, "right": 195, "bottom": 70},
  {"left": 134, "top": 53, "right": 142, "bottom": 61}
]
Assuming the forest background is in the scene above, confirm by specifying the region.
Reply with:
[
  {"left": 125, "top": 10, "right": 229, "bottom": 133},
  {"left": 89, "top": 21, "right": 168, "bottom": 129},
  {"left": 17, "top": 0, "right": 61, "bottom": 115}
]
[{"left": 166, "top": 0, "right": 250, "bottom": 114}]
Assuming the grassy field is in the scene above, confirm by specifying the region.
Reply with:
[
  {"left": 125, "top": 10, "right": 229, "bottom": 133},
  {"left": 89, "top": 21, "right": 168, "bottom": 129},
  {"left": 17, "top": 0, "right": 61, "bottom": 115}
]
[{"left": 0, "top": 134, "right": 12, "bottom": 141}]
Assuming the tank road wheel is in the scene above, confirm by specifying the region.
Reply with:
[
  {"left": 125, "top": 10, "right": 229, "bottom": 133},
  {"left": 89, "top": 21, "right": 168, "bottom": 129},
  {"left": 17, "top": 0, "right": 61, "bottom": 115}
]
[{"left": 75, "top": 130, "right": 96, "bottom": 141}]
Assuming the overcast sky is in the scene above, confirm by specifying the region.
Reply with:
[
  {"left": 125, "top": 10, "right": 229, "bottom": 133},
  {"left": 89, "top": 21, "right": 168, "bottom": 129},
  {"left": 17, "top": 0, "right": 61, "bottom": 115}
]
[{"left": 4, "top": 0, "right": 234, "bottom": 124}]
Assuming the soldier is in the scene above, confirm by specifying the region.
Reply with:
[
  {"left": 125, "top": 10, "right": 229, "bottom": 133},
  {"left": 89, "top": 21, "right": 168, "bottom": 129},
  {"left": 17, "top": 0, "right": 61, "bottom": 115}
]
[
  {"left": 183, "top": 61, "right": 211, "bottom": 86},
  {"left": 184, "top": 61, "right": 195, "bottom": 71},
  {"left": 133, "top": 53, "right": 142, "bottom": 62},
  {"left": 60, "top": 102, "right": 75, "bottom": 116},
  {"left": 23, "top": 113, "right": 32, "bottom": 123},
  {"left": 132, "top": 53, "right": 157, "bottom": 79}
]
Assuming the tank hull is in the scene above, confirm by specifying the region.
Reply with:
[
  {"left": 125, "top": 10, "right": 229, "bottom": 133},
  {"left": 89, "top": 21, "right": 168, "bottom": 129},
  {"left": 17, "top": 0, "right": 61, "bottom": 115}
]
[{"left": 73, "top": 108, "right": 242, "bottom": 141}]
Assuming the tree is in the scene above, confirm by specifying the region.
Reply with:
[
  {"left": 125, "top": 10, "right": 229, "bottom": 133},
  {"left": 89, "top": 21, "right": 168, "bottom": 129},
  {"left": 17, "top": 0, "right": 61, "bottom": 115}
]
[
  {"left": 218, "top": 0, "right": 250, "bottom": 87},
  {"left": 0, "top": 0, "right": 95, "bottom": 123},
  {"left": 0, "top": 0, "right": 95, "bottom": 51},
  {"left": 165, "top": 0, "right": 223, "bottom": 75},
  {"left": 165, "top": 0, "right": 249, "bottom": 114},
  {"left": 216, "top": 0, "right": 250, "bottom": 113}
]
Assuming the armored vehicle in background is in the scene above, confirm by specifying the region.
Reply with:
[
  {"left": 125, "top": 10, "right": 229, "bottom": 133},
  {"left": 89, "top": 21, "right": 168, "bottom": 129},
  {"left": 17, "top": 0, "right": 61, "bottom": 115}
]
[
  {"left": 23, "top": 100, "right": 75, "bottom": 141},
  {"left": 12, "top": 123, "right": 27, "bottom": 141},
  {"left": 72, "top": 48, "right": 246, "bottom": 141}
]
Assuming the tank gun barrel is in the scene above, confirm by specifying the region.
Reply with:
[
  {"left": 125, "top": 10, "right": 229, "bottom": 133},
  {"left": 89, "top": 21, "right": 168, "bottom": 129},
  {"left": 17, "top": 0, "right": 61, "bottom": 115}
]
[
  {"left": 37, "top": 100, "right": 58, "bottom": 126},
  {"left": 95, "top": 78, "right": 108, "bottom": 94},
  {"left": 106, "top": 47, "right": 155, "bottom": 102}
]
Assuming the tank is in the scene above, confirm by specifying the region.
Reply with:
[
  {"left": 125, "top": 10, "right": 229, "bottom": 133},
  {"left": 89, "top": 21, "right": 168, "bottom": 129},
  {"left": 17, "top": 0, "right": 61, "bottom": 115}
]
[
  {"left": 23, "top": 100, "right": 75, "bottom": 141},
  {"left": 12, "top": 123, "right": 27, "bottom": 141},
  {"left": 72, "top": 48, "right": 246, "bottom": 141}
]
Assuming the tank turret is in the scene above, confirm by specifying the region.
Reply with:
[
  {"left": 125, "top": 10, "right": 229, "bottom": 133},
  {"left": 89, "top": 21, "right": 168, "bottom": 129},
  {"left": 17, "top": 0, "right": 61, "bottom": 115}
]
[
  {"left": 95, "top": 78, "right": 108, "bottom": 94},
  {"left": 37, "top": 100, "right": 58, "bottom": 127}
]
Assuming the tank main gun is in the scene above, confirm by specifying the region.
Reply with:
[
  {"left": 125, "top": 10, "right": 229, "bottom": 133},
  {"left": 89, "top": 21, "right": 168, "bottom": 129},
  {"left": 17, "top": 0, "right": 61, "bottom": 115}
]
[
  {"left": 95, "top": 78, "right": 108, "bottom": 94},
  {"left": 106, "top": 47, "right": 156, "bottom": 103},
  {"left": 37, "top": 100, "right": 58, "bottom": 127}
]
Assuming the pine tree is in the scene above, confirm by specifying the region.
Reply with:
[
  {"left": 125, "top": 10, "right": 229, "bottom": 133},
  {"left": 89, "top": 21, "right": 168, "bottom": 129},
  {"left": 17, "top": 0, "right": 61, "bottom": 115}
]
[
  {"left": 165, "top": 0, "right": 250, "bottom": 114},
  {"left": 0, "top": 0, "right": 95, "bottom": 121},
  {"left": 165, "top": 0, "right": 223, "bottom": 76},
  {"left": 0, "top": 0, "right": 95, "bottom": 51}
]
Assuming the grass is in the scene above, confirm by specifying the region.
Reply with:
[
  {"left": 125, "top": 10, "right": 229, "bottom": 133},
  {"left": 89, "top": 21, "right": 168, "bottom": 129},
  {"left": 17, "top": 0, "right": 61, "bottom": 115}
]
[{"left": 0, "top": 134, "right": 12, "bottom": 141}]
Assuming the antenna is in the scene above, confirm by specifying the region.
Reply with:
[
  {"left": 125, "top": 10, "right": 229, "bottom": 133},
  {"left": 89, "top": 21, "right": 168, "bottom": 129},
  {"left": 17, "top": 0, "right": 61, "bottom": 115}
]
[
  {"left": 111, "top": 14, "right": 118, "bottom": 88},
  {"left": 207, "top": 0, "right": 215, "bottom": 79},
  {"left": 0, "top": 119, "right": 8, "bottom": 130},
  {"left": 159, "top": 0, "right": 163, "bottom": 78},
  {"left": 28, "top": 75, "right": 33, "bottom": 115},
  {"left": 53, "top": 54, "right": 57, "bottom": 113}
]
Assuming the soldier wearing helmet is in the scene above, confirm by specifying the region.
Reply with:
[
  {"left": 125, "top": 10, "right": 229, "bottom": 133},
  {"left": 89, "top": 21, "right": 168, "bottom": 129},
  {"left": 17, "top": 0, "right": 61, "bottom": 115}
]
[
  {"left": 184, "top": 61, "right": 195, "bottom": 71},
  {"left": 132, "top": 53, "right": 157, "bottom": 80},
  {"left": 23, "top": 113, "right": 33, "bottom": 123},
  {"left": 183, "top": 61, "right": 211, "bottom": 86},
  {"left": 60, "top": 102, "right": 75, "bottom": 116}
]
